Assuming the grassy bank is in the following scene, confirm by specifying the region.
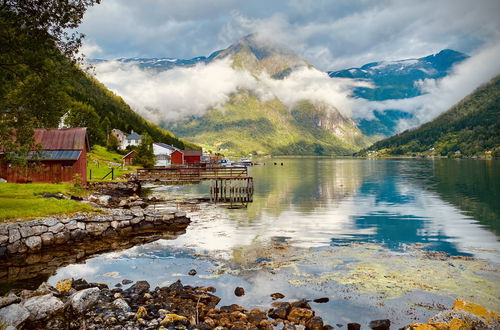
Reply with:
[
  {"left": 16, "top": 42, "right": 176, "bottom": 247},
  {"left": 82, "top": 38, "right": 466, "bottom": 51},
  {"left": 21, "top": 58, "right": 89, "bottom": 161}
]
[
  {"left": 87, "top": 146, "right": 140, "bottom": 181},
  {"left": 0, "top": 183, "right": 93, "bottom": 222}
]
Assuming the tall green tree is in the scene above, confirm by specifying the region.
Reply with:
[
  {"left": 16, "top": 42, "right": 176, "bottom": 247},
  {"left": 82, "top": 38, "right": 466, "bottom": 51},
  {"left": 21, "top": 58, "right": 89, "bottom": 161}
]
[{"left": 134, "top": 134, "right": 155, "bottom": 168}]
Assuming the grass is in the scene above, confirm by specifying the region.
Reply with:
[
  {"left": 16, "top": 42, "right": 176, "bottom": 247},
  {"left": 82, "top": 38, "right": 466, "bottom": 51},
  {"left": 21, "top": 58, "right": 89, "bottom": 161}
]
[
  {"left": 87, "top": 145, "right": 141, "bottom": 181},
  {"left": 0, "top": 183, "right": 93, "bottom": 222}
]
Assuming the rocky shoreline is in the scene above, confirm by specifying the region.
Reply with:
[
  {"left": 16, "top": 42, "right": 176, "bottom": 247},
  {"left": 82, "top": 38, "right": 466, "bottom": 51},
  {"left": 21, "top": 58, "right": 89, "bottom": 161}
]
[{"left": 0, "top": 277, "right": 498, "bottom": 330}]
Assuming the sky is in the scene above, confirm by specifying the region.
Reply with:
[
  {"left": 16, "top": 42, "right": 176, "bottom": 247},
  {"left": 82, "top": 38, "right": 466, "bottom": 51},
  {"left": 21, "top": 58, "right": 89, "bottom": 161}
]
[
  {"left": 80, "top": 0, "right": 500, "bottom": 128},
  {"left": 80, "top": 0, "right": 500, "bottom": 70}
]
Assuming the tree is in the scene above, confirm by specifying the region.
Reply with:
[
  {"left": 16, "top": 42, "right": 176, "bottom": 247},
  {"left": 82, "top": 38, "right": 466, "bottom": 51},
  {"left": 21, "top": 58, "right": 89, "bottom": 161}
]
[
  {"left": 134, "top": 134, "right": 155, "bottom": 168},
  {"left": 0, "top": 0, "right": 100, "bottom": 165},
  {"left": 107, "top": 134, "right": 120, "bottom": 153},
  {"left": 64, "top": 100, "right": 104, "bottom": 145}
]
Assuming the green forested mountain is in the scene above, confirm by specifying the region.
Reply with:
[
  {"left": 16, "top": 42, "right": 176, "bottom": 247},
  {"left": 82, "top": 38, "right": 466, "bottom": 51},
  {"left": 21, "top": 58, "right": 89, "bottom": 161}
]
[
  {"left": 360, "top": 75, "right": 500, "bottom": 157},
  {"left": 167, "top": 35, "right": 372, "bottom": 156}
]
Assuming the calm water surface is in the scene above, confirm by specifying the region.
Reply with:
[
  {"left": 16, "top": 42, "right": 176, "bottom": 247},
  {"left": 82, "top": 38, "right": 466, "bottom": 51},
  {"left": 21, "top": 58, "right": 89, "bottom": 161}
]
[{"left": 49, "top": 159, "right": 500, "bottom": 327}]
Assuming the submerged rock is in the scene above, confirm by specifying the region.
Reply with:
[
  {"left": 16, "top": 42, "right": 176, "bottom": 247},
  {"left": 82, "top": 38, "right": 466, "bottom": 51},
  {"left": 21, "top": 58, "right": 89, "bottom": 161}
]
[
  {"left": 271, "top": 292, "right": 285, "bottom": 300},
  {"left": 369, "top": 319, "right": 391, "bottom": 330},
  {"left": 234, "top": 286, "right": 245, "bottom": 296}
]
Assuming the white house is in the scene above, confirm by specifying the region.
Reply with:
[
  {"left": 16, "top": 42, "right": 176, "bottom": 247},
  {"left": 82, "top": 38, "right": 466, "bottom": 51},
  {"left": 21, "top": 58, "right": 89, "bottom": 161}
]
[
  {"left": 152, "top": 143, "right": 181, "bottom": 167},
  {"left": 111, "top": 129, "right": 143, "bottom": 150},
  {"left": 126, "top": 130, "right": 142, "bottom": 147},
  {"left": 110, "top": 129, "right": 127, "bottom": 149}
]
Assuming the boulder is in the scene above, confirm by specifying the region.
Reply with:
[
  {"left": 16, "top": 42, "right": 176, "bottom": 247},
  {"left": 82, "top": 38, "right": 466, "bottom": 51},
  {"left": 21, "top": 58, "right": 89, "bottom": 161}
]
[
  {"left": 305, "top": 316, "right": 324, "bottom": 330},
  {"left": 54, "top": 231, "right": 70, "bottom": 244},
  {"left": 112, "top": 298, "right": 131, "bottom": 312},
  {"left": 0, "top": 294, "right": 20, "bottom": 309},
  {"left": 268, "top": 302, "right": 291, "bottom": 320},
  {"left": 70, "top": 287, "right": 101, "bottom": 313},
  {"left": 287, "top": 307, "right": 314, "bottom": 325},
  {"left": 0, "top": 235, "right": 9, "bottom": 245},
  {"left": 23, "top": 294, "right": 64, "bottom": 320},
  {"left": 127, "top": 280, "right": 150, "bottom": 295},
  {"left": 24, "top": 236, "right": 42, "bottom": 250},
  {"left": 8, "top": 228, "right": 20, "bottom": 243},
  {"left": 0, "top": 303, "right": 30, "bottom": 328},
  {"left": 86, "top": 222, "right": 110, "bottom": 234},
  {"left": 40, "top": 232, "right": 54, "bottom": 245}
]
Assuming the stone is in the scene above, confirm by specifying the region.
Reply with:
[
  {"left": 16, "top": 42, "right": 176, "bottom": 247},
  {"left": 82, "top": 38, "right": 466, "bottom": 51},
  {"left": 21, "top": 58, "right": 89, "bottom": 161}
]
[
  {"left": 122, "top": 279, "right": 133, "bottom": 285},
  {"left": 48, "top": 223, "right": 65, "bottom": 234},
  {"left": 77, "top": 221, "right": 86, "bottom": 230},
  {"left": 0, "top": 295, "right": 21, "bottom": 309},
  {"left": 24, "top": 236, "right": 42, "bottom": 250},
  {"left": 0, "top": 247, "right": 6, "bottom": 257},
  {"left": 0, "top": 303, "right": 30, "bottom": 328},
  {"left": 72, "top": 278, "right": 91, "bottom": 291},
  {"left": 305, "top": 316, "right": 324, "bottom": 330},
  {"left": 268, "top": 302, "right": 291, "bottom": 320},
  {"left": 40, "top": 232, "right": 54, "bottom": 245},
  {"left": 23, "top": 294, "right": 64, "bottom": 320},
  {"left": 130, "top": 216, "right": 143, "bottom": 225},
  {"left": 70, "top": 229, "right": 86, "bottom": 241},
  {"left": 113, "top": 298, "right": 131, "bottom": 312},
  {"left": 247, "top": 308, "right": 267, "bottom": 325},
  {"left": 135, "top": 306, "right": 147, "bottom": 319},
  {"left": 65, "top": 220, "right": 78, "bottom": 231},
  {"left": 287, "top": 307, "right": 314, "bottom": 325},
  {"left": 290, "top": 299, "right": 311, "bottom": 309},
  {"left": 0, "top": 235, "right": 9, "bottom": 245},
  {"left": 270, "top": 292, "right": 285, "bottom": 300},
  {"left": 70, "top": 287, "right": 101, "bottom": 313},
  {"left": 188, "top": 269, "right": 197, "bottom": 276},
  {"left": 54, "top": 231, "right": 70, "bottom": 244},
  {"left": 86, "top": 221, "right": 110, "bottom": 234},
  {"left": 313, "top": 297, "right": 329, "bottom": 303},
  {"left": 175, "top": 211, "right": 186, "bottom": 218},
  {"left": 7, "top": 240, "right": 21, "bottom": 254},
  {"left": 160, "top": 314, "right": 188, "bottom": 326},
  {"left": 348, "top": 323, "right": 361, "bottom": 330},
  {"left": 8, "top": 228, "right": 20, "bottom": 243},
  {"left": 234, "top": 287, "right": 245, "bottom": 296},
  {"left": 56, "top": 278, "right": 73, "bottom": 293},
  {"left": 369, "top": 319, "right": 391, "bottom": 330},
  {"left": 127, "top": 280, "right": 150, "bottom": 295}
]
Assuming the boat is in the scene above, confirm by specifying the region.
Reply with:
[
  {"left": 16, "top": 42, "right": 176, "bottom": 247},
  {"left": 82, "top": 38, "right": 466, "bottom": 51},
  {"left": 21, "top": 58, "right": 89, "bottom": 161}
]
[{"left": 234, "top": 158, "right": 253, "bottom": 166}]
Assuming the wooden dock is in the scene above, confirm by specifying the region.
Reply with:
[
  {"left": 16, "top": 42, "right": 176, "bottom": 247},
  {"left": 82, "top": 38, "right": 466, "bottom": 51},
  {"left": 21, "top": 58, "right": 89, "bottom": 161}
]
[{"left": 210, "top": 177, "right": 253, "bottom": 203}]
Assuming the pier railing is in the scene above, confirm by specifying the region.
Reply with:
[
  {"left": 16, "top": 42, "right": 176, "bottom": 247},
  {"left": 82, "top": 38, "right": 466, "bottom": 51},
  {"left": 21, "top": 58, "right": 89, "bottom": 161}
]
[{"left": 136, "top": 166, "right": 248, "bottom": 182}]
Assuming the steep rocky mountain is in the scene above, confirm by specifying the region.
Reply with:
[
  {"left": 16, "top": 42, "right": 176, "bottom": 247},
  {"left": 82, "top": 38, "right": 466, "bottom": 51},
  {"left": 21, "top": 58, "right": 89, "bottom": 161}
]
[
  {"left": 165, "top": 35, "right": 371, "bottom": 156},
  {"left": 359, "top": 75, "right": 500, "bottom": 157},
  {"left": 329, "top": 49, "right": 469, "bottom": 136}
]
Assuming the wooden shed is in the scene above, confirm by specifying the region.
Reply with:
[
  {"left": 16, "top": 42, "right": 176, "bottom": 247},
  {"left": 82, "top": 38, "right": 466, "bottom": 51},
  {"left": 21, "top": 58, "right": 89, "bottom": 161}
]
[
  {"left": 122, "top": 150, "right": 136, "bottom": 166},
  {"left": 171, "top": 150, "right": 184, "bottom": 165},
  {"left": 0, "top": 128, "right": 89, "bottom": 184},
  {"left": 183, "top": 150, "right": 202, "bottom": 164}
]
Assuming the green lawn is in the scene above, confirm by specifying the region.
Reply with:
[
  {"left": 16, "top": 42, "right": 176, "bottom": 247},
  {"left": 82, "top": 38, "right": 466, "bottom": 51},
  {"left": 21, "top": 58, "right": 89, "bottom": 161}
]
[
  {"left": 0, "top": 183, "right": 93, "bottom": 222},
  {"left": 87, "top": 145, "right": 140, "bottom": 181}
]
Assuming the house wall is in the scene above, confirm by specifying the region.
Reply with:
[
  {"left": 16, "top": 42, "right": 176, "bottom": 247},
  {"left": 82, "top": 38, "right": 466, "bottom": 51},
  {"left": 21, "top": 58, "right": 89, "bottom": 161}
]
[
  {"left": 184, "top": 155, "right": 201, "bottom": 164},
  {"left": 171, "top": 151, "right": 184, "bottom": 165}
]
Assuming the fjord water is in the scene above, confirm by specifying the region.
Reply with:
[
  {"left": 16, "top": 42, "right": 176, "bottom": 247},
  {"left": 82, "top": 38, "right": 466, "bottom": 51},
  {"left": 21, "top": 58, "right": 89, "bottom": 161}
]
[{"left": 49, "top": 158, "right": 500, "bottom": 326}]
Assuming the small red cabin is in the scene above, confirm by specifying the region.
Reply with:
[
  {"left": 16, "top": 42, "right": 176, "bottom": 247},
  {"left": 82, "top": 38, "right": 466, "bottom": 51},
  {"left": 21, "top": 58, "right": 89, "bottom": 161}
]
[
  {"left": 122, "top": 150, "right": 136, "bottom": 166},
  {"left": 183, "top": 150, "right": 202, "bottom": 164},
  {"left": 171, "top": 150, "right": 184, "bottom": 165},
  {"left": 0, "top": 127, "right": 89, "bottom": 184}
]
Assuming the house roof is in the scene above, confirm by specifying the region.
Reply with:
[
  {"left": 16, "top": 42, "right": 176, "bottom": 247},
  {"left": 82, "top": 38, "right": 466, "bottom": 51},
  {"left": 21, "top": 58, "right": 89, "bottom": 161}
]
[
  {"left": 28, "top": 150, "right": 82, "bottom": 160},
  {"left": 183, "top": 149, "right": 203, "bottom": 157},
  {"left": 154, "top": 143, "right": 181, "bottom": 152},
  {"left": 122, "top": 150, "right": 137, "bottom": 159},
  {"left": 127, "top": 131, "right": 142, "bottom": 140},
  {"left": 34, "top": 128, "right": 89, "bottom": 150}
]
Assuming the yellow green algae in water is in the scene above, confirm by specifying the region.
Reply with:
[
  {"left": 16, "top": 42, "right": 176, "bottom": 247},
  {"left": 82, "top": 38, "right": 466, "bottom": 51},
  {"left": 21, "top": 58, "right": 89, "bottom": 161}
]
[{"left": 285, "top": 244, "right": 499, "bottom": 311}]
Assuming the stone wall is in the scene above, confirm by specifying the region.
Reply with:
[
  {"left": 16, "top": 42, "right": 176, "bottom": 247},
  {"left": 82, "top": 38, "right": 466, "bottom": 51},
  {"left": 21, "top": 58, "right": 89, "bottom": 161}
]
[
  {"left": 87, "top": 181, "right": 140, "bottom": 197},
  {"left": 0, "top": 208, "right": 189, "bottom": 257}
]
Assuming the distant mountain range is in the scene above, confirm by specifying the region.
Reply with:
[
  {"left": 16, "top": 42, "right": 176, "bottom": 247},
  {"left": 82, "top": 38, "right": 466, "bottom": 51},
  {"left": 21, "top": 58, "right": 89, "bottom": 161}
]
[{"left": 359, "top": 75, "right": 500, "bottom": 157}]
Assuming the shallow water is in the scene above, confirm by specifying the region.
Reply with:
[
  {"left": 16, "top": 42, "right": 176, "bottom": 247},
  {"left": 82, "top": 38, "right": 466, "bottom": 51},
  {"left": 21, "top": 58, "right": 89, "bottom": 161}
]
[{"left": 46, "top": 159, "right": 500, "bottom": 326}]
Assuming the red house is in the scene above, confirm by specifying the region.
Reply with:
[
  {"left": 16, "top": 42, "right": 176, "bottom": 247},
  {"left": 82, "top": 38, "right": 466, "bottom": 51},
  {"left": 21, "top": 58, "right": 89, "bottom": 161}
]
[
  {"left": 0, "top": 128, "right": 89, "bottom": 184},
  {"left": 171, "top": 150, "right": 184, "bottom": 165},
  {"left": 183, "top": 150, "right": 202, "bottom": 164},
  {"left": 122, "top": 150, "right": 136, "bottom": 166}
]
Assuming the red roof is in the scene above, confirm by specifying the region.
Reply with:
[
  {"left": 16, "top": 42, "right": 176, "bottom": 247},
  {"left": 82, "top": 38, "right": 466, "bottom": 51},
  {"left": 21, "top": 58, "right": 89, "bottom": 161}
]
[
  {"left": 34, "top": 128, "right": 89, "bottom": 150},
  {"left": 183, "top": 149, "right": 202, "bottom": 156},
  {"left": 122, "top": 150, "right": 136, "bottom": 159}
]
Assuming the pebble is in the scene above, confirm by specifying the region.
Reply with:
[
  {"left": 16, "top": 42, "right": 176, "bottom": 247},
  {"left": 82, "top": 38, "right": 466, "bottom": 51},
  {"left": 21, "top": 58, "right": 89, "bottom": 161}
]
[{"left": 234, "top": 287, "right": 245, "bottom": 297}]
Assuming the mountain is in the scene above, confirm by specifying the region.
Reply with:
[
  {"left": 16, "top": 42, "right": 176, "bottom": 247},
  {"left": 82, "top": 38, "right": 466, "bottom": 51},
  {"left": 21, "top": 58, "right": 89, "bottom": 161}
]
[
  {"left": 329, "top": 49, "right": 469, "bottom": 136},
  {"left": 164, "top": 35, "right": 371, "bottom": 156},
  {"left": 359, "top": 75, "right": 500, "bottom": 157}
]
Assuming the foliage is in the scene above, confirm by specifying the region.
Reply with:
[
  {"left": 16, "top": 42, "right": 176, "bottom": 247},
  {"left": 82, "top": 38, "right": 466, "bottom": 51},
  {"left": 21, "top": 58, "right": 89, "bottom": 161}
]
[
  {"left": 0, "top": 183, "right": 93, "bottom": 221},
  {"left": 360, "top": 75, "right": 500, "bottom": 157},
  {"left": 134, "top": 134, "right": 155, "bottom": 168},
  {"left": 106, "top": 134, "right": 120, "bottom": 152},
  {"left": 87, "top": 145, "right": 138, "bottom": 181}
]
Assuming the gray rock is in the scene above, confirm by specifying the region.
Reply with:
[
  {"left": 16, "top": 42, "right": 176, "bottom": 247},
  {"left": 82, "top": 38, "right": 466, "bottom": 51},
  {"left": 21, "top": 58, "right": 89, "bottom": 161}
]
[
  {"left": 23, "top": 294, "right": 64, "bottom": 320},
  {"left": 130, "top": 207, "right": 144, "bottom": 217},
  {"left": 70, "top": 287, "right": 101, "bottom": 313},
  {"left": 65, "top": 220, "right": 78, "bottom": 231},
  {"left": 77, "top": 221, "right": 86, "bottom": 230},
  {"left": 20, "top": 225, "right": 47, "bottom": 238},
  {"left": 0, "top": 303, "right": 30, "bottom": 328},
  {"left": 24, "top": 236, "right": 42, "bottom": 250},
  {"left": 86, "top": 222, "right": 110, "bottom": 233},
  {"left": 130, "top": 216, "right": 143, "bottom": 225},
  {"left": 42, "top": 219, "right": 58, "bottom": 227},
  {"left": 70, "top": 229, "right": 86, "bottom": 241},
  {"left": 175, "top": 211, "right": 187, "bottom": 218},
  {"left": 0, "top": 295, "right": 21, "bottom": 309},
  {"left": 8, "top": 228, "right": 20, "bottom": 243},
  {"left": 54, "top": 231, "right": 70, "bottom": 244},
  {"left": 7, "top": 241, "right": 21, "bottom": 254},
  {"left": 369, "top": 319, "right": 390, "bottom": 330},
  {"left": 40, "top": 232, "right": 54, "bottom": 245},
  {"left": 0, "top": 235, "right": 8, "bottom": 245},
  {"left": 48, "top": 222, "right": 65, "bottom": 233},
  {"left": 112, "top": 298, "right": 131, "bottom": 312}
]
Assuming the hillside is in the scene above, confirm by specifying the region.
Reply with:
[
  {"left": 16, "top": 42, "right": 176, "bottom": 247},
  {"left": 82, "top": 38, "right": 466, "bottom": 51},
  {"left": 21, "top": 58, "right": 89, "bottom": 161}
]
[
  {"left": 166, "top": 35, "right": 371, "bottom": 156},
  {"left": 359, "top": 75, "right": 500, "bottom": 157}
]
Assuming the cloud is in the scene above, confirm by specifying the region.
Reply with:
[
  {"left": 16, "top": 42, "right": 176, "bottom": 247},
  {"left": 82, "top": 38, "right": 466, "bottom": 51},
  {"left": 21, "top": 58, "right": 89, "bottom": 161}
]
[
  {"left": 92, "top": 58, "right": 367, "bottom": 122},
  {"left": 358, "top": 42, "right": 500, "bottom": 130}
]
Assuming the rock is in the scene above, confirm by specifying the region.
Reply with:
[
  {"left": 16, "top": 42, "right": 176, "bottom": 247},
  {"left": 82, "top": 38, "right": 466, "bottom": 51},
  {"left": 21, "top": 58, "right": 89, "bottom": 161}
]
[
  {"left": 0, "top": 303, "right": 30, "bottom": 328},
  {"left": 282, "top": 324, "right": 297, "bottom": 330},
  {"left": 23, "top": 294, "right": 64, "bottom": 320},
  {"left": 86, "top": 222, "right": 109, "bottom": 234},
  {"left": 290, "top": 299, "right": 311, "bottom": 309},
  {"left": 0, "top": 295, "right": 20, "bottom": 309},
  {"left": 6, "top": 241, "right": 21, "bottom": 254},
  {"left": 65, "top": 220, "right": 78, "bottom": 231},
  {"left": 234, "top": 287, "right": 245, "bottom": 297},
  {"left": 122, "top": 279, "right": 133, "bottom": 285},
  {"left": 56, "top": 278, "right": 73, "bottom": 293},
  {"left": 369, "top": 319, "right": 391, "bottom": 330},
  {"left": 70, "top": 229, "right": 86, "bottom": 241},
  {"left": 40, "top": 232, "right": 54, "bottom": 245},
  {"left": 348, "top": 323, "right": 361, "bottom": 330},
  {"left": 24, "top": 236, "right": 42, "bottom": 250},
  {"left": 113, "top": 298, "right": 131, "bottom": 312},
  {"left": 188, "top": 269, "right": 197, "bottom": 276},
  {"left": 72, "top": 278, "right": 91, "bottom": 290},
  {"left": 8, "top": 228, "right": 20, "bottom": 243},
  {"left": 135, "top": 306, "right": 147, "bottom": 319},
  {"left": 287, "top": 307, "right": 315, "bottom": 325},
  {"left": 127, "top": 280, "right": 150, "bottom": 295},
  {"left": 48, "top": 222, "right": 65, "bottom": 233},
  {"left": 70, "top": 287, "right": 101, "bottom": 313},
  {"left": 270, "top": 292, "right": 285, "bottom": 300},
  {"left": 0, "top": 235, "right": 8, "bottom": 245},
  {"left": 305, "top": 316, "right": 324, "bottom": 330},
  {"left": 247, "top": 308, "right": 267, "bottom": 325},
  {"left": 268, "top": 302, "right": 291, "bottom": 320},
  {"left": 160, "top": 313, "right": 188, "bottom": 326},
  {"left": 54, "top": 231, "right": 70, "bottom": 244},
  {"left": 313, "top": 297, "right": 329, "bottom": 303}
]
